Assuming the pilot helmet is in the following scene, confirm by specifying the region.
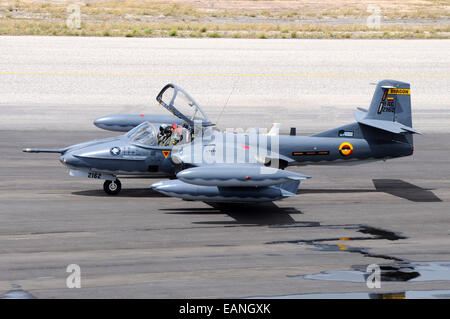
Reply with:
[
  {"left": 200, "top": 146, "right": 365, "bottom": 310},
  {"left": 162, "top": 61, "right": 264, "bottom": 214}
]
[
  {"left": 159, "top": 124, "right": 168, "bottom": 133},
  {"left": 164, "top": 126, "right": 172, "bottom": 134}
]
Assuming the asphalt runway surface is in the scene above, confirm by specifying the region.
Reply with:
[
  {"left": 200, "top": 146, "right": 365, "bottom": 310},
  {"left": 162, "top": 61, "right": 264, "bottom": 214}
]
[
  {"left": 0, "top": 130, "right": 449, "bottom": 298},
  {"left": 0, "top": 37, "right": 449, "bottom": 298}
]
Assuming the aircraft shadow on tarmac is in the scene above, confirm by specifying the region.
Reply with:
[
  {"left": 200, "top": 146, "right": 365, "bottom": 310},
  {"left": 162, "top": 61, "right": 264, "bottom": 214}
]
[
  {"left": 372, "top": 179, "right": 442, "bottom": 202},
  {"left": 72, "top": 188, "right": 167, "bottom": 198},
  {"left": 297, "top": 179, "right": 442, "bottom": 203},
  {"left": 162, "top": 202, "right": 303, "bottom": 226},
  {"left": 71, "top": 180, "right": 441, "bottom": 227}
]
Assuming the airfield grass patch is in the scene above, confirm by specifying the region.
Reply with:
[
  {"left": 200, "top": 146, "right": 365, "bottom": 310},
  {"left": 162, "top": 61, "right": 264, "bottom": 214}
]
[{"left": 0, "top": 0, "right": 448, "bottom": 38}]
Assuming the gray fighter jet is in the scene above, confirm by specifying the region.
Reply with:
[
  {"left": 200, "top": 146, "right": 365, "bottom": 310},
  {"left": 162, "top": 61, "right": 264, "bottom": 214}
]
[{"left": 24, "top": 80, "right": 420, "bottom": 202}]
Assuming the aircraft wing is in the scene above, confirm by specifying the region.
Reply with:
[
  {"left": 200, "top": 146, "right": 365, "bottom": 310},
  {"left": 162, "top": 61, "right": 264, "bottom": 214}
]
[{"left": 151, "top": 164, "right": 310, "bottom": 202}]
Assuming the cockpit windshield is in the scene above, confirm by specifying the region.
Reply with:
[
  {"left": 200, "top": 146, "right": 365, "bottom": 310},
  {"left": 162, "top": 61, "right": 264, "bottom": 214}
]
[
  {"left": 156, "top": 84, "right": 213, "bottom": 127},
  {"left": 126, "top": 122, "right": 158, "bottom": 147}
]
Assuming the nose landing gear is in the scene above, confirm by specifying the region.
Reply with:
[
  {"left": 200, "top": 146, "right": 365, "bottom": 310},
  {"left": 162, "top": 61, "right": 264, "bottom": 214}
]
[{"left": 103, "top": 179, "right": 122, "bottom": 195}]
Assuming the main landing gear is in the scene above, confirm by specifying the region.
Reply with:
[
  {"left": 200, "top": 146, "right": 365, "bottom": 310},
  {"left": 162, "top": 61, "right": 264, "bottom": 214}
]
[{"left": 103, "top": 179, "right": 122, "bottom": 195}]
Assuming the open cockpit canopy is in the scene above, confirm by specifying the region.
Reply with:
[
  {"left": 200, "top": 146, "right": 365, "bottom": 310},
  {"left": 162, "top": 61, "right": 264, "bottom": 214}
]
[{"left": 156, "top": 84, "right": 214, "bottom": 128}]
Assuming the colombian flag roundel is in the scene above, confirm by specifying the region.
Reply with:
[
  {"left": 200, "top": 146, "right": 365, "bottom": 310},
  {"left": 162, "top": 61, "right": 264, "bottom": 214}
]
[{"left": 339, "top": 142, "right": 354, "bottom": 157}]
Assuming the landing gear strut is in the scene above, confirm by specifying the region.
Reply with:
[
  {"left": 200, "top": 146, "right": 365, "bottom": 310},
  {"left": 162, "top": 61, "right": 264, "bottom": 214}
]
[{"left": 103, "top": 179, "right": 121, "bottom": 195}]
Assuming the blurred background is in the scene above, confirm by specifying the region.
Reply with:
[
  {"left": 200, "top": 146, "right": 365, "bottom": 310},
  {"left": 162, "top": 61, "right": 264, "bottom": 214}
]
[{"left": 0, "top": 0, "right": 448, "bottom": 39}]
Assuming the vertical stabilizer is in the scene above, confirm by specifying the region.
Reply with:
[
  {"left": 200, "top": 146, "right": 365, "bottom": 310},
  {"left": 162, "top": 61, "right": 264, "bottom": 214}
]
[{"left": 366, "top": 79, "right": 412, "bottom": 127}]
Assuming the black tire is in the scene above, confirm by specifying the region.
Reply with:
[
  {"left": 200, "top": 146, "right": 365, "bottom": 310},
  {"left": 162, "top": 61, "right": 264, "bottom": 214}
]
[{"left": 103, "top": 179, "right": 121, "bottom": 195}]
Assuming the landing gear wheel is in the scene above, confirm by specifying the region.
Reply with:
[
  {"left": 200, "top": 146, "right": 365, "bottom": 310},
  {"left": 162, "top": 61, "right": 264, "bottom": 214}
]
[{"left": 103, "top": 179, "right": 121, "bottom": 195}]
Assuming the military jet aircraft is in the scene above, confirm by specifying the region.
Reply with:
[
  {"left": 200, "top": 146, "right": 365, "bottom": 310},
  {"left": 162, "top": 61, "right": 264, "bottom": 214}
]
[
  {"left": 23, "top": 84, "right": 210, "bottom": 195},
  {"left": 24, "top": 80, "right": 419, "bottom": 202}
]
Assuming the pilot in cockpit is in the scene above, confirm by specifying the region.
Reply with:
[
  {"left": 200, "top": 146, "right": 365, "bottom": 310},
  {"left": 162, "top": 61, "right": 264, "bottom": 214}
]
[{"left": 158, "top": 123, "right": 190, "bottom": 146}]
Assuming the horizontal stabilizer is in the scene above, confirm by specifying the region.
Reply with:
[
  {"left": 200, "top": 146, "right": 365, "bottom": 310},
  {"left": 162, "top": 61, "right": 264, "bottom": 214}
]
[
  {"left": 353, "top": 112, "right": 421, "bottom": 135},
  {"left": 353, "top": 111, "right": 366, "bottom": 122},
  {"left": 356, "top": 107, "right": 368, "bottom": 113}
]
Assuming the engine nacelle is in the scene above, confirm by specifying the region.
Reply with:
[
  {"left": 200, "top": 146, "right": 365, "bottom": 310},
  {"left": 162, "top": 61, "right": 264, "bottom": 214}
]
[{"left": 176, "top": 166, "right": 310, "bottom": 187}]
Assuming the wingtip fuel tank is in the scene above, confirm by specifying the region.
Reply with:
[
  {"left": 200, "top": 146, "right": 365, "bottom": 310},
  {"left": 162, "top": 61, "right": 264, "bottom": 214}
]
[{"left": 94, "top": 114, "right": 184, "bottom": 132}]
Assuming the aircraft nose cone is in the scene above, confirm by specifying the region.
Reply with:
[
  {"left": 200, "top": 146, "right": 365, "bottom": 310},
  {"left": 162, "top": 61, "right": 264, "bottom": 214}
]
[{"left": 59, "top": 153, "right": 82, "bottom": 168}]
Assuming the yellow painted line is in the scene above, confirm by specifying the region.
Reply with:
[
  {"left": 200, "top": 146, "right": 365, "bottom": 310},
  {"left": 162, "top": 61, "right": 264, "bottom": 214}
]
[{"left": 0, "top": 71, "right": 449, "bottom": 78}]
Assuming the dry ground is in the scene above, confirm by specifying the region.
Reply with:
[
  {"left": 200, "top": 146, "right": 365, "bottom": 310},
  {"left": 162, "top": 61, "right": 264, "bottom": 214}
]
[{"left": 0, "top": 0, "right": 449, "bottom": 38}]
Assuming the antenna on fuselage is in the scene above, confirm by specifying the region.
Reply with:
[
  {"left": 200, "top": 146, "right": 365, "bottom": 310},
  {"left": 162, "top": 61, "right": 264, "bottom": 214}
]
[{"left": 215, "top": 78, "right": 238, "bottom": 129}]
